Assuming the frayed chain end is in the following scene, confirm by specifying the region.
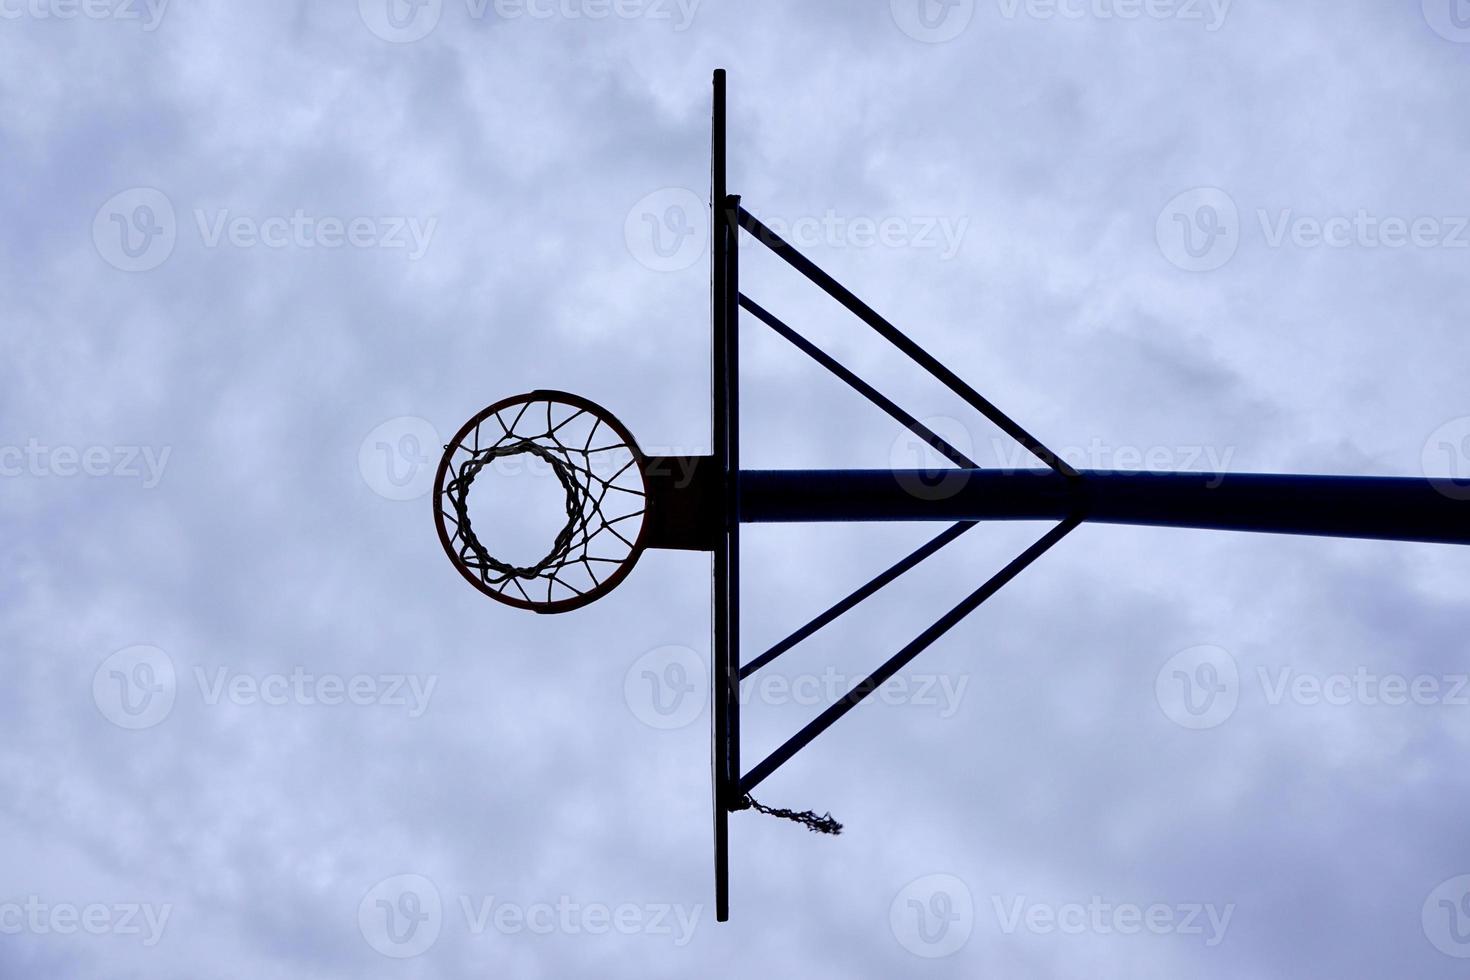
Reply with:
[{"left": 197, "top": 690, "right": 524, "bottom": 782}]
[{"left": 735, "top": 794, "right": 843, "bottom": 835}]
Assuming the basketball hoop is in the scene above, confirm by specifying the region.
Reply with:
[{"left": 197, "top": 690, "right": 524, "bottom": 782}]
[
  {"left": 429, "top": 70, "right": 1470, "bottom": 922},
  {"left": 433, "top": 390, "right": 650, "bottom": 615}
]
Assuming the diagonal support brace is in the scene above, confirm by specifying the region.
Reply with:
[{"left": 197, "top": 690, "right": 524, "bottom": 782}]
[
  {"left": 736, "top": 206, "right": 1080, "bottom": 482},
  {"left": 739, "top": 513, "right": 1085, "bottom": 795}
]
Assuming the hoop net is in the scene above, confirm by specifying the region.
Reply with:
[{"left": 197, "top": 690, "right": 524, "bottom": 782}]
[{"left": 435, "top": 392, "right": 649, "bottom": 613}]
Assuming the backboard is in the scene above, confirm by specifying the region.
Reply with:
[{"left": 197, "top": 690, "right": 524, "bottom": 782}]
[{"left": 709, "top": 66, "right": 738, "bottom": 925}]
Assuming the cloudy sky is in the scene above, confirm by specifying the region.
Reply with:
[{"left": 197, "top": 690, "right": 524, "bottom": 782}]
[{"left": 5, "top": 0, "right": 1470, "bottom": 976}]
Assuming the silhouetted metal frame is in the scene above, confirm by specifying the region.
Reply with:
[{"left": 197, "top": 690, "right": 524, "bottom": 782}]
[
  {"left": 737, "top": 294, "right": 976, "bottom": 470},
  {"left": 739, "top": 469, "right": 1470, "bottom": 543},
  {"left": 741, "top": 513, "right": 1084, "bottom": 793},
  {"left": 709, "top": 71, "right": 1091, "bottom": 922},
  {"left": 710, "top": 68, "right": 739, "bottom": 925},
  {"left": 735, "top": 206, "right": 1083, "bottom": 483},
  {"left": 729, "top": 226, "right": 1088, "bottom": 793},
  {"left": 710, "top": 128, "right": 1469, "bottom": 912},
  {"left": 426, "top": 69, "right": 1470, "bottom": 929}
]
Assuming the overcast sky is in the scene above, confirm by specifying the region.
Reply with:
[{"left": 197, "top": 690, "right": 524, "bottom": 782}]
[{"left": 5, "top": 0, "right": 1470, "bottom": 976}]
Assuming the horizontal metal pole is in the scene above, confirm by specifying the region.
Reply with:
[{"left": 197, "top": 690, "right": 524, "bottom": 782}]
[{"left": 739, "top": 469, "right": 1470, "bottom": 546}]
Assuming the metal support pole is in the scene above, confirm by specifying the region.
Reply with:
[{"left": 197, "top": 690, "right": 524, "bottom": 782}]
[{"left": 740, "top": 469, "right": 1470, "bottom": 546}]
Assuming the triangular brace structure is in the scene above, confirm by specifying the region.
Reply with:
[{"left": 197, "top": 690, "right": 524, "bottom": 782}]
[{"left": 433, "top": 69, "right": 1470, "bottom": 926}]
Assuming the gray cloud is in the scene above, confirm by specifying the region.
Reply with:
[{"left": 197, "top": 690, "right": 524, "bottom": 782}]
[{"left": 3, "top": 0, "right": 1470, "bottom": 976}]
